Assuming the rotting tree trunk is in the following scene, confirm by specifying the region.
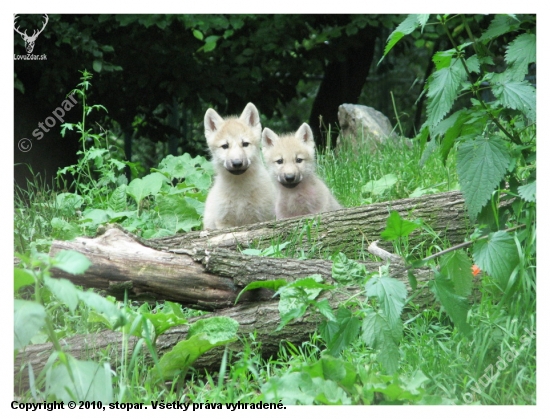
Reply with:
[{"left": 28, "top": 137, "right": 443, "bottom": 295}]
[{"left": 145, "top": 190, "right": 468, "bottom": 255}]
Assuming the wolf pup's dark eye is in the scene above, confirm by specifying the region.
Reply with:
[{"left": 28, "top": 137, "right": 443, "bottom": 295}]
[
  {"left": 276, "top": 159, "right": 283, "bottom": 165},
  {"left": 242, "top": 141, "right": 250, "bottom": 147},
  {"left": 296, "top": 157, "right": 303, "bottom": 163},
  {"left": 221, "top": 144, "right": 229, "bottom": 149}
]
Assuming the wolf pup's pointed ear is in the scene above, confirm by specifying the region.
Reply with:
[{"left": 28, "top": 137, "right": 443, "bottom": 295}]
[
  {"left": 295, "top": 123, "right": 314, "bottom": 145},
  {"left": 240, "top": 103, "right": 261, "bottom": 138},
  {"left": 204, "top": 108, "right": 224, "bottom": 141},
  {"left": 262, "top": 127, "right": 278, "bottom": 148}
]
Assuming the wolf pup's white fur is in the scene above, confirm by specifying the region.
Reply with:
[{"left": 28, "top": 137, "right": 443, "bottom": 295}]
[
  {"left": 203, "top": 103, "right": 276, "bottom": 229},
  {"left": 262, "top": 122, "right": 341, "bottom": 219}
]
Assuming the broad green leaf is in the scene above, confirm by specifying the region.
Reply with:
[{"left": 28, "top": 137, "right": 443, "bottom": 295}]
[
  {"left": 158, "top": 317, "right": 238, "bottom": 379},
  {"left": 52, "top": 250, "right": 91, "bottom": 275},
  {"left": 156, "top": 194, "right": 201, "bottom": 232},
  {"left": 56, "top": 193, "right": 83, "bottom": 213},
  {"left": 505, "top": 33, "right": 536, "bottom": 81},
  {"left": 518, "top": 181, "right": 536, "bottom": 203},
  {"left": 432, "top": 49, "right": 454, "bottom": 70},
  {"left": 46, "top": 356, "right": 113, "bottom": 402},
  {"left": 14, "top": 268, "right": 35, "bottom": 292},
  {"left": 381, "top": 211, "right": 422, "bottom": 240},
  {"left": 430, "top": 109, "right": 468, "bottom": 164},
  {"left": 429, "top": 274, "right": 471, "bottom": 335},
  {"left": 457, "top": 136, "right": 511, "bottom": 219},
  {"left": 426, "top": 60, "right": 467, "bottom": 127},
  {"left": 361, "top": 309, "right": 402, "bottom": 374},
  {"left": 44, "top": 276, "right": 80, "bottom": 313},
  {"left": 319, "top": 307, "right": 361, "bottom": 357},
  {"left": 491, "top": 79, "right": 536, "bottom": 121},
  {"left": 50, "top": 217, "right": 79, "bottom": 241},
  {"left": 465, "top": 55, "right": 480, "bottom": 74},
  {"left": 479, "top": 15, "right": 521, "bottom": 43},
  {"left": 234, "top": 279, "right": 288, "bottom": 304},
  {"left": 366, "top": 275, "right": 407, "bottom": 327},
  {"left": 192, "top": 29, "right": 204, "bottom": 40},
  {"left": 127, "top": 172, "right": 165, "bottom": 205},
  {"left": 331, "top": 252, "right": 367, "bottom": 285},
  {"left": 109, "top": 184, "right": 128, "bottom": 212},
  {"left": 79, "top": 208, "right": 112, "bottom": 227},
  {"left": 14, "top": 299, "right": 46, "bottom": 350},
  {"left": 473, "top": 230, "right": 520, "bottom": 289},
  {"left": 440, "top": 250, "right": 473, "bottom": 297},
  {"left": 362, "top": 174, "right": 398, "bottom": 196}
]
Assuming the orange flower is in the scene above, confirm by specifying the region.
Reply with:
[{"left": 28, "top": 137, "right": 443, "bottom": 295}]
[{"left": 472, "top": 264, "right": 481, "bottom": 276}]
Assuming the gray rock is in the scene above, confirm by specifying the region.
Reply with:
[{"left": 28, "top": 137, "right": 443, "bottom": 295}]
[{"left": 337, "top": 104, "right": 396, "bottom": 151}]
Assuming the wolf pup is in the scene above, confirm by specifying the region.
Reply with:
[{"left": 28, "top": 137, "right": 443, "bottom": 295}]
[
  {"left": 262, "top": 122, "right": 341, "bottom": 219},
  {"left": 203, "top": 103, "right": 276, "bottom": 229}
]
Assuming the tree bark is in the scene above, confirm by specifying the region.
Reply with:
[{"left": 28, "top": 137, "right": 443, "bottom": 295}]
[{"left": 146, "top": 190, "right": 469, "bottom": 255}]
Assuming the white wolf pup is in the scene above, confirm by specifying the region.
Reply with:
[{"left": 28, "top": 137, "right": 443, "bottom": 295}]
[
  {"left": 262, "top": 122, "right": 341, "bottom": 219},
  {"left": 203, "top": 103, "right": 276, "bottom": 229}
]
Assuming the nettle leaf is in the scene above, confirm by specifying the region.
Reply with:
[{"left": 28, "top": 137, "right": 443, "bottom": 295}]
[
  {"left": 491, "top": 79, "right": 536, "bottom": 121},
  {"left": 382, "top": 14, "right": 429, "bottom": 60},
  {"left": 156, "top": 194, "right": 202, "bottom": 233},
  {"left": 366, "top": 275, "right": 407, "bottom": 327},
  {"left": 457, "top": 136, "right": 511, "bottom": 219},
  {"left": 46, "top": 356, "right": 113, "bottom": 403},
  {"left": 319, "top": 307, "right": 361, "bottom": 357},
  {"left": 361, "top": 309, "right": 402, "bottom": 374},
  {"left": 432, "top": 49, "right": 454, "bottom": 70},
  {"left": 429, "top": 274, "right": 471, "bottom": 335},
  {"left": 14, "top": 299, "right": 46, "bottom": 350},
  {"left": 426, "top": 60, "right": 468, "bottom": 127},
  {"left": 505, "top": 33, "right": 536, "bottom": 81},
  {"left": 465, "top": 55, "right": 481, "bottom": 74},
  {"left": 440, "top": 250, "right": 473, "bottom": 297},
  {"left": 331, "top": 252, "right": 367, "bottom": 285},
  {"left": 381, "top": 211, "right": 422, "bottom": 240},
  {"left": 473, "top": 230, "right": 520, "bottom": 289},
  {"left": 479, "top": 15, "right": 521, "bottom": 43},
  {"left": 518, "top": 181, "right": 536, "bottom": 203},
  {"left": 52, "top": 250, "right": 91, "bottom": 275}
]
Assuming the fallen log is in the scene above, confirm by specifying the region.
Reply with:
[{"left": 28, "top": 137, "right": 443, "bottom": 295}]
[{"left": 145, "top": 190, "right": 468, "bottom": 254}]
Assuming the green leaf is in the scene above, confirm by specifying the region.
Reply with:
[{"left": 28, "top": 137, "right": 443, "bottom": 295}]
[
  {"left": 366, "top": 275, "right": 407, "bottom": 327},
  {"left": 518, "top": 181, "right": 536, "bottom": 203},
  {"left": 491, "top": 79, "right": 536, "bottom": 121},
  {"left": 361, "top": 309, "right": 402, "bottom": 374},
  {"left": 157, "top": 317, "right": 238, "bottom": 379},
  {"left": 44, "top": 276, "right": 80, "bottom": 313},
  {"left": 457, "top": 136, "right": 511, "bottom": 219},
  {"left": 505, "top": 33, "right": 536, "bottom": 81},
  {"left": 319, "top": 307, "right": 360, "bottom": 357},
  {"left": 381, "top": 211, "right": 422, "bottom": 240},
  {"left": 127, "top": 172, "right": 165, "bottom": 205},
  {"left": 234, "top": 279, "right": 287, "bottom": 304},
  {"left": 440, "top": 250, "right": 473, "bottom": 297},
  {"left": 261, "top": 372, "right": 316, "bottom": 404},
  {"left": 331, "top": 252, "right": 367, "bottom": 285},
  {"left": 14, "top": 268, "right": 35, "bottom": 292},
  {"left": 426, "top": 60, "right": 467, "bottom": 127},
  {"left": 46, "top": 356, "right": 113, "bottom": 402},
  {"left": 192, "top": 29, "right": 204, "bottom": 40},
  {"left": 429, "top": 274, "right": 471, "bottom": 335},
  {"left": 382, "top": 15, "right": 428, "bottom": 60},
  {"left": 52, "top": 250, "right": 91, "bottom": 275},
  {"left": 362, "top": 174, "right": 398, "bottom": 196},
  {"left": 156, "top": 194, "right": 202, "bottom": 233},
  {"left": 479, "top": 15, "right": 521, "bottom": 43},
  {"left": 473, "top": 230, "right": 520, "bottom": 289},
  {"left": 14, "top": 299, "right": 46, "bottom": 350},
  {"left": 51, "top": 217, "right": 79, "bottom": 241},
  {"left": 77, "top": 290, "right": 126, "bottom": 329}
]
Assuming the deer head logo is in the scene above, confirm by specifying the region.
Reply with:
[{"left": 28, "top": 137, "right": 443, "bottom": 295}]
[{"left": 14, "top": 14, "right": 49, "bottom": 54}]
